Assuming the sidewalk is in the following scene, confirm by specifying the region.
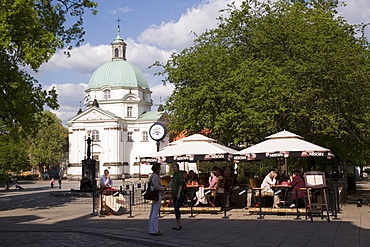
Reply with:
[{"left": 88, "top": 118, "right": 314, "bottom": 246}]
[{"left": 0, "top": 179, "right": 370, "bottom": 246}]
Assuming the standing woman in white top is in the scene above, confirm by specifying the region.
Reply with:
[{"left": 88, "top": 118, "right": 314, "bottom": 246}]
[
  {"left": 260, "top": 170, "right": 280, "bottom": 208},
  {"left": 148, "top": 163, "right": 166, "bottom": 236}
]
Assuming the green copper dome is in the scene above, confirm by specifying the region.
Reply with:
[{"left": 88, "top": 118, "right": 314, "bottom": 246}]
[{"left": 88, "top": 60, "right": 150, "bottom": 89}]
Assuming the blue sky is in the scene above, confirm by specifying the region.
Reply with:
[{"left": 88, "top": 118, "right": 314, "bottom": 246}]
[{"left": 30, "top": 0, "right": 370, "bottom": 125}]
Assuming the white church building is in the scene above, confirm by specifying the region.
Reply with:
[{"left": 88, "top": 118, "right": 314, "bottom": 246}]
[{"left": 66, "top": 31, "right": 169, "bottom": 179}]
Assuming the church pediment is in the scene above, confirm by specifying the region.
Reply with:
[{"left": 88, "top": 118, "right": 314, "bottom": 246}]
[{"left": 69, "top": 106, "right": 121, "bottom": 122}]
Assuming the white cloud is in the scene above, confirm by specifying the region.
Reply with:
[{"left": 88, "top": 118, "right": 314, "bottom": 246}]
[
  {"left": 124, "top": 38, "right": 176, "bottom": 74},
  {"left": 49, "top": 108, "right": 79, "bottom": 124},
  {"left": 39, "top": 44, "right": 110, "bottom": 76},
  {"left": 37, "top": 39, "right": 174, "bottom": 81},
  {"left": 118, "top": 6, "right": 133, "bottom": 13},
  {"left": 151, "top": 83, "right": 175, "bottom": 107},
  {"left": 44, "top": 83, "right": 87, "bottom": 123},
  {"left": 338, "top": 0, "right": 370, "bottom": 24},
  {"left": 109, "top": 6, "right": 133, "bottom": 15},
  {"left": 137, "top": 0, "right": 242, "bottom": 50}
]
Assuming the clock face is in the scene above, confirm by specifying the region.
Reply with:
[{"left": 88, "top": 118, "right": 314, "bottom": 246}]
[{"left": 149, "top": 123, "right": 167, "bottom": 141}]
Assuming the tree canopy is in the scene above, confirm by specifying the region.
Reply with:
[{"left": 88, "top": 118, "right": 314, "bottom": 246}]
[
  {"left": 0, "top": 0, "right": 97, "bottom": 132},
  {"left": 28, "top": 111, "right": 68, "bottom": 175},
  {"left": 156, "top": 0, "right": 370, "bottom": 164},
  {"left": 0, "top": 127, "right": 31, "bottom": 181},
  {"left": 0, "top": 111, "right": 67, "bottom": 181}
]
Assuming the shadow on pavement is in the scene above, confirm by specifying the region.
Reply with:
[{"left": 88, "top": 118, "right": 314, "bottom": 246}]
[{"left": 0, "top": 190, "right": 89, "bottom": 211}]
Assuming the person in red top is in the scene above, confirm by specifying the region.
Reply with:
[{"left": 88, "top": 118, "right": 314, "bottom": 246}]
[
  {"left": 288, "top": 171, "right": 306, "bottom": 207},
  {"left": 208, "top": 171, "right": 218, "bottom": 188}
]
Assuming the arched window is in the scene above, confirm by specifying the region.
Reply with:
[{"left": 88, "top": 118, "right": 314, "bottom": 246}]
[
  {"left": 91, "top": 130, "right": 99, "bottom": 141},
  {"left": 142, "top": 131, "right": 148, "bottom": 141},
  {"left": 103, "top": 89, "right": 110, "bottom": 99},
  {"left": 115, "top": 48, "right": 119, "bottom": 57}
]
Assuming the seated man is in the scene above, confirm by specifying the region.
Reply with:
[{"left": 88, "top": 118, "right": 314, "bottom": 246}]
[
  {"left": 99, "top": 169, "right": 124, "bottom": 215},
  {"left": 187, "top": 170, "right": 199, "bottom": 183}
]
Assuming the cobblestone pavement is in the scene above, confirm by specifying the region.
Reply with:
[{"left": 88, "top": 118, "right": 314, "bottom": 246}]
[
  {"left": 1, "top": 179, "right": 370, "bottom": 247},
  {"left": 1, "top": 230, "right": 144, "bottom": 246},
  {"left": 0, "top": 180, "right": 147, "bottom": 247}
]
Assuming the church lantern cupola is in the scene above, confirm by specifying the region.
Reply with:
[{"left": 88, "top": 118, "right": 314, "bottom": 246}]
[{"left": 112, "top": 18, "right": 127, "bottom": 60}]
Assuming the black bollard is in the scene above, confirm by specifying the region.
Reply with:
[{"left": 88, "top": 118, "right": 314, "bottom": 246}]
[{"left": 128, "top": 190, "right": 134, "bottom": 218}]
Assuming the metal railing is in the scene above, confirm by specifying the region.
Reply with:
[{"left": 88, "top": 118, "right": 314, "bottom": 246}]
[
  {"left": 94, "top": 180, "right": 151, "bottom": 217},
  {"left": 92, "top": 179, "right": 344, "bottom": 220},
  {"left": 93, "top": 180, "right": 235, "bottom": 218}
]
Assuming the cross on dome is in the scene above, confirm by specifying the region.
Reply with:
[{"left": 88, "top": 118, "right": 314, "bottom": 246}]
[{"left": 117, "top": 18, "right": 121, "bottom": 32}]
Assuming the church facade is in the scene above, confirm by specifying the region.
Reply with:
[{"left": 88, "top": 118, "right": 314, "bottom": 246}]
[{"left": 66, "top": 31, "right": 169, "bottom": 179}]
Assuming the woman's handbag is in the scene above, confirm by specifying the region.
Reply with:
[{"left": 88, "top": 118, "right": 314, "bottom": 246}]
[{"left": 144, "top": 179, "right": 159, "bottom": 201}]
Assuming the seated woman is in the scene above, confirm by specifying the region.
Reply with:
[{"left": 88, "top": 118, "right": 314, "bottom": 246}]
[
  {"left": 194, "top": 171, "right": 218, "bottom": 206},
  {"left": 287, "top": 171, "right": 306, "bottom": 207},
  {"left": 261, "top": 170, "right": 280, "bottom": 208}
]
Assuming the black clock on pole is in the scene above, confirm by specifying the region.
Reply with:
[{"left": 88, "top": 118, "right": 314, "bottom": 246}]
[{"left": 149, "top": 122, "right": 167, "bottom": 152}]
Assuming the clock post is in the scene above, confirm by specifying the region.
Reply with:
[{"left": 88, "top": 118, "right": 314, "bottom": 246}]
[{"left": 149, "top": 123, "right": 167, "bottom": 152}]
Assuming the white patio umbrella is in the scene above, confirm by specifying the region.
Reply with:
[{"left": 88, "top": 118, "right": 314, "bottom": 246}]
[
  {"left": 234, "top": 130, "right": 334, "bottom": 162},
  {"left": 140, "top": 134, "right": 236, "bottom": 163},
  {"left": 234, "top": 130, "right": 334, "bottom": 176}
]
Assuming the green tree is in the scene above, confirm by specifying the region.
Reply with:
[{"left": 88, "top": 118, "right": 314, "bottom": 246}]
[
  {"left": 0, "top": 0, "right": 97, "bottom": 132},
  {"left": 0, "top": 128, "right": 31, "bottom": 182},
  {"left": 156, "top": 0, "right": 370, "bottom": 164},
  {"left": 28, "top": 111, "right": 68, "bottom": 176}
]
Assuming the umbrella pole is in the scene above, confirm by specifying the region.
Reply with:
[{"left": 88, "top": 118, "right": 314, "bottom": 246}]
[{"left": 285, "top": 157, "right": 288, "bottom": 176}]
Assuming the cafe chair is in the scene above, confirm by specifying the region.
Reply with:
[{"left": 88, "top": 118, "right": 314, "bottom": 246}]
[{"left": 249, "top": 178, "right": 274, "bottom": 207}]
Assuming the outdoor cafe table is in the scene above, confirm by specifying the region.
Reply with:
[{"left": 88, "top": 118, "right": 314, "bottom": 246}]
[
  {"left": 251, "top": 185, "right": 292, "bottom": 219},
  {"left": 186, "top": 184, "right": 216, "bottom": 217},
  {"left": 271, "top": 185, "right": 292, "bottom": 207},
  {"left": 272, "top": 185, "right": 307, "bottom": 214},
  {"left": 186, "top": 184, "right": 200, "bottom": 217}
]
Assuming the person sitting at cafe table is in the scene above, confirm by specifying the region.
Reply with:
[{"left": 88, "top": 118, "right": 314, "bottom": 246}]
[
  {"left": 99, "top": 169, "right": 122, "bottom": 215},
  {"left": 261, "top": 170, "right": 280, "bottom": 208},
  {"left": 187, "top": 170, "right": 199, "bottom": 183},
  {"left": 182, "top": 171, "right": 188, "bottom": 181},
  {"left": 194, "top": 171, "right": 218, "bottom": 206},
  {"left": 287, "top": 171, "right": 306, "bottom": 208},
  {"left": 215, "top": 168, "right": 224, "bottom": 180}
]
